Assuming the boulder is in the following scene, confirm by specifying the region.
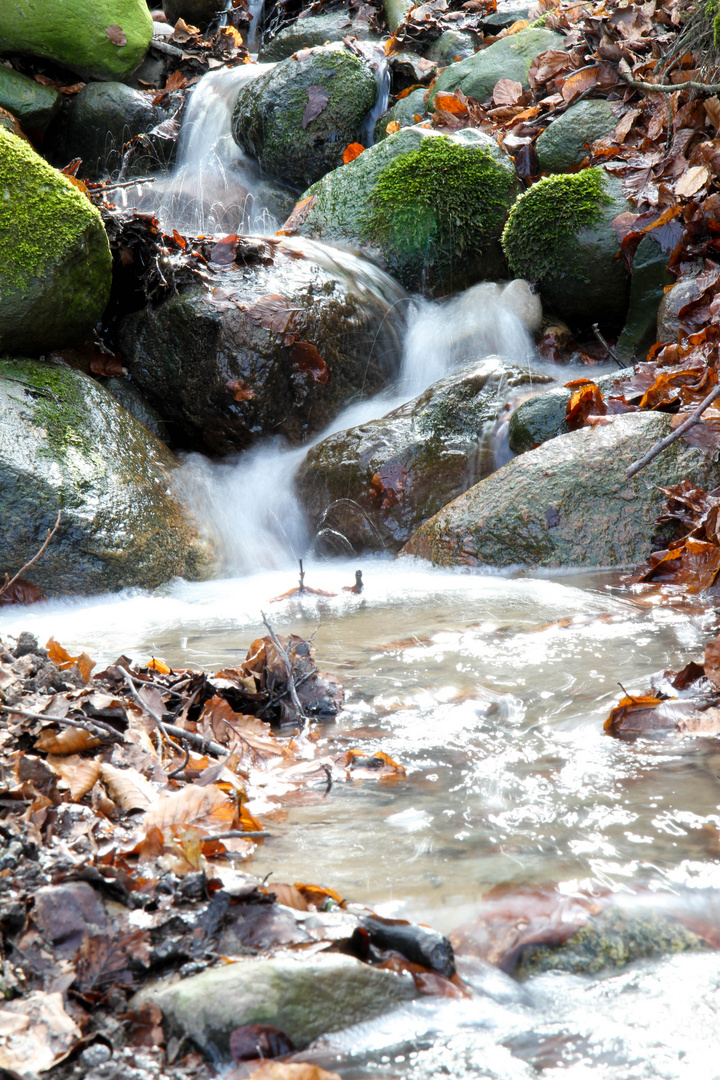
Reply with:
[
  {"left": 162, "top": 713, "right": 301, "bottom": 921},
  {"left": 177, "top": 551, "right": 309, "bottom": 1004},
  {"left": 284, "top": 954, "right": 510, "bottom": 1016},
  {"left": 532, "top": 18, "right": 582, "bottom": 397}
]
[
  {"left": 292, "top": 126, "right": 520, "bottom": 293},
  {"left": 385, "top": 0, "right": 414, "bottom": 32},
  {"left": 501, "top": 165, "right": 632, "bottom": 330},
  {"left": 232, "top": 43, "right": 378, "bottom": 190},
  {"left": 0, "top": 128, "right": 112, "bottom": 355},
  {"left": 430, "top": 28, "right": 565, "bottom": 106},
  {"left": 0, "top": 359, "right": 212, "bottom": 595},
  {"left": 132, "top": 953, "right": 419, "bottom": 1057},
  {"left": 427, "top": 29, "right": 479, "bottom": 64},
  {"left": 0, "top": 0, "right": 153, "bottom": 83},
  {"left": 259, "top": 11, "right": 381, "bottom": 62},
  {"left": 103, "top": 377, "right": 171, "bottom": 444},
  {"left": 0, "top": 65, "right": 60, "bottom": 133},
  {"left": 389, "top": 51, "right": 438, "bottom": 92},
  {"left": 616, "top": 233, "right": 674, "bottom": 359},
  {"left": 162, "top": 0, "right": 226, "bottom": 29},
  {"left": 118, "top": 238, "right": 406, "bottom": 455},
  {"left": 478, "top": 1, "right": 533, "bottom": 31},
  {"left": 45, "top": 82, "right": 163, "bottom": 180},
  {"left": 657, "top": 274, "right": 702, "bottom": 343},
  {"left": 507, "top": 367, "right": 634, "bottom": 454},
  {"left": 535, "top": 98, "right": 616, "bottom": 174},
  {"left": 297, "top": 356, "right": 554, "bottom": 554},
  {"left": 401, "top": 412, "right": 720, "bottom": 569},
  {"left": 374, "top": 87, "right": 428, "bottom": 141}
]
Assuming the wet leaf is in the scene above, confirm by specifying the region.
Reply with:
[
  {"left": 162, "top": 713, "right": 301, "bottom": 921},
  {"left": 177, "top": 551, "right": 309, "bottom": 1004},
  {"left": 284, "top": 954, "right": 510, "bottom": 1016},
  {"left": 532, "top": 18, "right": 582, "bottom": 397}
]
[
  {"left": 277, "top": 194, "right": 316, "bottom": 236},
  {"left": 229, "top": 1024, "right": 295, "bottom": 1062},
  {"left": 290, "top": 341, "right": 331, "bottom": 385},
  {"left": 492, "top": 79, "right": 523, "bottom": 106},
  {"left": 106, "top": 24, "right": 128, "bottom": 46},
  {"left": 164, "top": 69, "right": 190, "bottom": 92},
  {"left": 604, "top": 694, "right": 700, "bottom": 736},
  {"left": 565, "top": 383, "right": 606, "bottom": 430},
  {"left": 226, "top": 378, "right": 256, "bottom": 401},
  {"left": 46, "top": 638, "right": 96, "bottom": 683},
  {"left": 342, "top": 142, "right": 365, "bottom": 164},
  {"left": 245, "top": 294, "right": 303, "bottom": 335},
  {"left": 0, "top": 577, "right": 45, "bottom": 606},
  {"left": 704, "top": 636, "right": 720, "bottom": 686},
  {"left": 301, "top": 86, "right": 329, "bottom": 130}
]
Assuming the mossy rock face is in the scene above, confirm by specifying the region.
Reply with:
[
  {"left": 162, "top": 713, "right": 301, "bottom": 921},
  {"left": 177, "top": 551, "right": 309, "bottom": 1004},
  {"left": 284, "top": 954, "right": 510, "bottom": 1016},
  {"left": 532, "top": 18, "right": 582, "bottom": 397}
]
[
  {"left": 426, "top": 29, "right": 479, "bottom": 64},
  {"left": 232, "top": 44, "right": 377, "bottom": 190},
  {"left": 45, "top": 82, "right": 162, "bottom": 181},
  {"left": 297, "top": 357, "right": 554, "bottom": 555},
  {"left": 401, "top": 412, "right": 720, "bottom": 569},
  {"left": 0, "top": 128, "right": 112, "bottom": 355},
  {"left": 501, "top": 165, "right": 632, "bottom": 330},
  {"left": 535, "top": 99, "right": 616, "bottom": 174},
  {"left": 430, "top": 28, "right": 565, "bottom": 106},
  {"left": 0, "top": 65, "right": 60, "bottom": 134},
  {"left": 516, "top": 908, "right": 703, "bottom": 977},
  {"left": 374, "top": 88, "right": 428, "bottom": 142},
  {"left": 0, "top": 0, "right": 153, "bottom": 82},
  {"left": 507, "top": 367, "right": 634, "bottom": 454},
  {"left": 616, "top": 233, "right": 673, "bottom": 360},
  {"left": 294, "top": 126, "right": 520, "bottom": 294},
  {"left": 259, "top": 11, "right": 381, "bottom": 61},
  {"left": 118, "top": 239, "right": 406, "bottom": 455},
  {"left": 0, "top": 359, "right": 213, "bottom": 596}
]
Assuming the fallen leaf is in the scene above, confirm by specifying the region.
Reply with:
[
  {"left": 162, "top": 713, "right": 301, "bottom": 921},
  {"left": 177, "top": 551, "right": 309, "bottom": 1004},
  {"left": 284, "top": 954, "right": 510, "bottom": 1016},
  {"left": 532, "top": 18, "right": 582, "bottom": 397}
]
[
  {"left": 676, "top": 165, "right": 711, "bottom": 199},
  {"left": 229, "top": 1024, "right": 295, "bottom": 1062},
  {"left": 434, "top": 92, "right": 469, "bottom": 116},
  {"left": 566, "top": 382, "right": 606, "bottom": 430},
  {"left": 249, "top": 1065, "right": 342, "bottom": 1080},
  {"left": 386, "top": 119, "right": 401, "bottom": 134},
  {"left": 0, "top": 577, "right": 45, "bottom": 606},
  {"left": 144, "top": 782, "right": 237, "bottom": 834},
  {"left": 246, "top": 295, "right": 303, "bottom": 335},
  {"left": 0, "top": 991, "right": 81, "bottom": 1075},
  {"left": 164, "top": 69, "right": 190, "bottom": 92},
  {"left": 492, "top": 79, "right": 523, "bottom": 106},
  {"left": 106, "top": 24, "right": 128, "bottom": 46},
  {"left": 35, "top": 727, "right": 101, "bottom": 755},
  {"left": 46, "top": 638, "right": 96, "bottom": 684},
  {"left": 302, "top": 85, "right": 329, "bottom": 130},
  {"left": 226, "top": 378, "right": 256, "bottom": 402},
  {"left": 101, "top": 763, "right": 156, "bottom": 812},
  {"left": 342, "top": 142, "right": 365, "bottom": 164},
  {"left": 290, "top": 341, "right": 331, "bottom": 385},
  {"left": 277, "top": 194, "right": 316, "bottom": 236}
]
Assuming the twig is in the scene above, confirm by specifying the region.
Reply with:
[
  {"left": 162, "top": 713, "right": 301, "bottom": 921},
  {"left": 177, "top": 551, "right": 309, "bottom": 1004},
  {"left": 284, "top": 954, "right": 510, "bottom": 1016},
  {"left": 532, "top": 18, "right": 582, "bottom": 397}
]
[
  {"left": 161, "top": 721, "right": 228, "bottom": 759},
  {"left": 167, "top": 744, "right": 190, "bottom": 778},
  {"left": 617, "top": 66, "right": 720, "bottom": 95},
  {"left": 91, "top": 177, "right": 157, "bottom": 193},
  {"left": 626, "top": 383, "right": 720, "bottom": 478},
  {"left": 261, "top": 612, "right": 307, "bottom": 732},
  {"left": 213, "top": 830, "right": 272, "bottom": 839},
  {"left": 0, "top": 510, "right": 62, "bottom": 599},
  {"left": 149, "top": 37, "right": 184, "bottom": 58},
  {"left": 592, "top": 323, "right": 624, "bottom": 368},
  {"left": 0, "top": 375, "right": 60, "bottom": 403},
  {"left": 618, "top": 682, "right": 639, "bottom": 704},
  {"left": 0, "top": 704, "right": 125, "bottom": 744},
  {"left": 122, "top": 669, "right": 173, "bottom": 749}
]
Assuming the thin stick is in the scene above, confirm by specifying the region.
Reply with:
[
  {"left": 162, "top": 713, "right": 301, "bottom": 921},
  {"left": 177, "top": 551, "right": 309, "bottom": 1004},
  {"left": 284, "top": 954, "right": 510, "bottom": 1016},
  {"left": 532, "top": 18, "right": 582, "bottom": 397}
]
[
  {"left": 167, "top": 744, "right": 190, "bottom": 778},
  {"left": 261, "top": 611, "right": 307, "bottom": 731},
  {"left": 161, "top": 720, "right": 228, "bottom": 759},
  {"left": 122, "top": 669, "right": 172, "bottom": 748},
  {"left": 626, "top": 383, "right": 720, "bottom": 478},
  {"left": 92, "top": 177, "right": 157, "bottom": 193},
  {"left": 0, "top": 704, "right": 125, "bottom": 744},
  {"left": 618, "top": 67, "right": 720, "bottom": 95},
  {"left": 592, "top": 323, "right": 624, "bottom": 368},
  {"left": 0, "top": 510, "right": 62, "bottom": 599},
  {"left": 213, "top": 830, "right": 272, "bottom": 839}
]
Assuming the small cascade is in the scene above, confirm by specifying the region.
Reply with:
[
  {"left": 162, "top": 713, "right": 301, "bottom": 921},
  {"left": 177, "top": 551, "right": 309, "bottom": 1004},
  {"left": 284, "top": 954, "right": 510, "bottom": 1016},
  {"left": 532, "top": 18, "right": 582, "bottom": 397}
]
[{"left": 360, "top": 52, "right": 391, "bottom": 147}]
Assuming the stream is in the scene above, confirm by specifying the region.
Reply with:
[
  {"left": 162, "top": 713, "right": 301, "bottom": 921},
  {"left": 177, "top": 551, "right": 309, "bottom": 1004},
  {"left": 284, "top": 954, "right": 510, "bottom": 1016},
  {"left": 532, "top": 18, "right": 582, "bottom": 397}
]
[{"left": 6, "top": 62, "right": 720, "bottom": 1079}]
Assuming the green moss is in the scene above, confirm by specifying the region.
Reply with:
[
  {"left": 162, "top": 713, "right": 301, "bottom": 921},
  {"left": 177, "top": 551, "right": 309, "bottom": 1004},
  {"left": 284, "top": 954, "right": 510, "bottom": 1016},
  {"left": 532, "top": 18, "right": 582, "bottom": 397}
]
[
  {"left": 365, "top": 136, "right": 515, "bottom": 286},
  {"left": 501, "top": 166, "right": 610, "bottom": 284}
]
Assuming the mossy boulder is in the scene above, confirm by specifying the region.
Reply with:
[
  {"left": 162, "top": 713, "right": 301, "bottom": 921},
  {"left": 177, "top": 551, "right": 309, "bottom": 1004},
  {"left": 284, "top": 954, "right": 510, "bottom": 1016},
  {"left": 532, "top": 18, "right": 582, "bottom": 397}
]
[
  {"left": 616, "top": 233, "right": 673, "bottom": 359},
  {"left": 535, "top": 99, "right": 616, "bottom": 174},
  {"left": 430, "top": 28, "right": 565, "bottom": 106},
  {"left": 118, "top": 239, "right": 406, "bottom": 455},
  {"left": 259, "top": 11, "right": 381, "bottom": 62},
  {"left": 0, "top": 359, "right": 212, "bottom": 596},
  {"left": 0, "top": 128, "right": 112, "bottom": 355},
  {"left": 374, "top": 88, "right": 428, "bottom": 141},
  {"left": 0, "top": 0, "right": 153, "bottom": 82},
  {"left": 0, "top": 65, "right": 60, "bottom": 134},
  {"left": 501, "top": 165, "right": 632, "bottom": 330},
  {"left": 232, "top": 43, "right": 377, "bottom": 190},
  {"left": 507, "top": 367, "right": 634, "bottom": 454},
  {"left": 427, "top": 29, "right": 479, "bottom": 64},
  {"left": 293, "top": 126, "right": 520, "bottom": 293},
  {"left": 401, "top": 412, "right": 720, "bottom": 569},
  {"left": 297, "top": 357, "right": 554, "bottom": 555}
]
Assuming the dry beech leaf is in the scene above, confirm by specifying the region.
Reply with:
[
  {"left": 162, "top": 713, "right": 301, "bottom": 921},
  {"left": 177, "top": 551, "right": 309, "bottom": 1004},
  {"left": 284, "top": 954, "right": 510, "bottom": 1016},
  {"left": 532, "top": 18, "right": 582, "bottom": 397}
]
[
  {"left": 46, "top": 755, "right": 102, "bottom": 801},
  {"left": 676, "top": 165, "right": 711, "bottom": 199},
  {"left": 35, "top": 726, "right": 101, "bottom": 755},
  {"left": 492, "top": 78, "right": 523, "bottom": 106},
  {"left": 342, "top": 141, "right": 365, "bottom": 164},
  {"left": 46, "top": 638, "right": 96, "bottom": 683},
  {"left": 144, "top": 782, "right": 236, "bottom": 834},
  {"left": 101, "top": 763, "right": 157, "bottom": 812},
  {"left": 106, "top": 24, "right": 128, "bottom": 46}
]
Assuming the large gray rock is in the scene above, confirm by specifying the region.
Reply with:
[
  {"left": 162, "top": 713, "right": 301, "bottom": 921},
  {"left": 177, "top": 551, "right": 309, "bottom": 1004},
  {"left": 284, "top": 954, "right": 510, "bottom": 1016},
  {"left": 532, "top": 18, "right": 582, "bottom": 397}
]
[
  {"left": 401, "top": 412, "right": 720, "bottom": 569},
  {"left": 430, "top": 28, "right": 565, "bottom": 106},
  {"left": 292, "top": 125, "right": 520, "bottom": 294},
  {"left": 0, "top": 128, "right": 111, "bottom": 355},
  {"left": 133, "top": 953, "right": 419, "bottom": 1057},
  {"left": 535, "top": 99, "right": 616, "bottom": 174},
  {"left": 118, "top": 238, "right": 406, "bottom": 455},
  {"left": 0, "top": 64, "right": 60, "bottom": 133},
  {"left": 374, "top": 87, "right": 428, "bottom": 142},
  {"left": 616, "top": 233, "right": 673, "bottom": 359},
  {"left": 501, "top": 165, "right": 632, "bottom": 330},
  {"left": 259, "top": 11, "right": 381, "bottom": 61},
  {"left": 0, "top": 359, "right": 212, "bottom": 595},
  {"left": 232, "top": 43, "right": 377, "bottom": 190},
  {"left": 298, "top": 356, "right": 554, "bottom": 554},
  {"left": 427, "top": 29, "right": 479, "bottom": 65}
]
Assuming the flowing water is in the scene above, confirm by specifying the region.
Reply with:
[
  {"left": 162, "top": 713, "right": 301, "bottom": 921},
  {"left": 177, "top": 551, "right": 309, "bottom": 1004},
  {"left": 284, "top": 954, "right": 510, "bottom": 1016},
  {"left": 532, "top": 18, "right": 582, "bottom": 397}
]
[{"left": 15, "top": 65, "right": 720, "bottom": 1078}]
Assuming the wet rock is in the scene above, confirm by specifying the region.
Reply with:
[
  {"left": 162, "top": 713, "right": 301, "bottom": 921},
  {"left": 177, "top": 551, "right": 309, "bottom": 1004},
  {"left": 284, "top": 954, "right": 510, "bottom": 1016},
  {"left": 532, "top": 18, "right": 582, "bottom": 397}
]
[
  {"left": 427, "top": 29, "right": 479, "bottom": 64},
  {"left": 389, "top": 51, "right": 437, "bottom": 92},
  {"left": 133, "top": 952, "right": 419, "bottom": 1057},
  {"left": 374, "top": 87, "right": 428, "bottom": 141},
  {"left": 516, "top": 907, "right": 703, "bottom": 977},
  {"left": 259, "top": 11, "right": 381, "bottom": 61},
  {"left": 501, "top": 165, "right": 632, "bottom": 330},
  {"left": 401, "top": 412, "right": 720, "bottom": 569},
  {"left": 535, "top": 99, "right": 616, "bottom": 174},
  {"left": 385, "top": 0, "right": 414, "bottom": 32},
  {"left": 0, "top": 358, "right": 212, "bottom": 595},
  {"left": 478, "top": 0, "right": 532, "bottom": 31},
  {"left": 118, "top": 238, "right": 406, "bottom": 455},
  {"left": 0, "top": 128, "right": 111, "bottom": 355},
  {"left": 298, "top": 355, "right": 553, "bottom": 554},
  {"left": 616, "top": 234, "right": 673, "bottom": 359},
  {"left": 0, "top": 0, "right": 153, "bottom": 83},
  {"left": 103, "top": 377, "right": 171, "bottom": 444},
  {"left": 507, "top": 367, "right": 634, "bottom": 454},
  {"left": 0, "top": 65, "right": 60, "bottom": 134},
  {"left": 656, "top": 272, "right": 702, "bottom": 343},
  {"left": 44, "top": 82, "right": 165, "bottom": 181},
  {"left": 162, "top": 0, "right": 226, "bottom": 29},
  {"left": 430, "top": 28, "right": 565, "bottom": 106},
  {"left": 232, "top": 43, "right": 377, "bottom": 190},
  {"left": 293, "top": 126, "right": 520, "bottom": 294}
]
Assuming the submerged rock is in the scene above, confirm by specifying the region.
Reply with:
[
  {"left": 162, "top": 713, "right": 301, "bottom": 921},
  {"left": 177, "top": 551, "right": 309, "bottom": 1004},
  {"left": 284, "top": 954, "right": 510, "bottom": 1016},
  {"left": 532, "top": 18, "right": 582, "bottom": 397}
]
[
  {"left": 430, "top": 28, "right": 564, "bottom": 105},
  {"left": 232, "top": 43, "right": 377, "bottom": 190},
  {"left": 0, "top": 128, "right": 111, "bottom": 355},
  {"left": 501, "top": 165, "right": 632, "bottom": 330},
  {"left": 0, "top": 65, "right": 60, "bottom": 133},
  {"left": 0, "top": 0, "right": 153, "bottom": 82},
  {"left": 298, "top": 355, "right": 553, "bottom": 554},
  {"left": 535, "top": 99, "right": 616, "bottom": 174},
  {"left": 133, "top": 952, "right": 419, "bottom": 1057},
  {"left": 259, "top": 11, "right": 381, "bottom": 61},
  {"left": 0, "top": 359, "right": 212, "bottom": 595},
  {"left": 401, "top": 412, "right": 720, "bottom": 569},
  {"left": 118, "top": 238, "right": 406, "bottom": 455},
  {"left": 292, "top": 126, "right": 520, "bottom": 293}
]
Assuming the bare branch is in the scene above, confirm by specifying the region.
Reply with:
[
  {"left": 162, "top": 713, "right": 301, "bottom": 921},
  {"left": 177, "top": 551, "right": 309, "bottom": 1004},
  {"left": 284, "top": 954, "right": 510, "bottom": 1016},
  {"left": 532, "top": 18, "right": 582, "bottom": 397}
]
[
  {"left": 261, "top": 611, "right": 307, "bottom": 732},
  {"left": 0, "top": 510, "right": 62, "bottom": 600},
  {"left": 626, "top": 383, "right": 720, "bottom": 478}
]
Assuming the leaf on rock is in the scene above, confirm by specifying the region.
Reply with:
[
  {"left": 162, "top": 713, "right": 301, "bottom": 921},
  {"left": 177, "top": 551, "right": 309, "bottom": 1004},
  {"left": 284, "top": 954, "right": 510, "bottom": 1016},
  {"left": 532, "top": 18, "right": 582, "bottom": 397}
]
[
  {"left": 492, "top": 79, "right": 523, "bottom": 106},
  {"left": 165, "top": 69, "right": 190, "bottom": 92},
  {"left": 385, "top": 119, "right": 401, "bottom": 134},
  {"left": 46, "top": 638, "right": 96, "bottom": 683},
  {"left": 290, "top": 341, "right": 331, "bottom": 385},
  {"left": 106, "top": 24, "right": 128, "bottom": 46},
  {"left": 246, "top": 295, "right": 303, "bottom": 335},
  {"left": 566, "top": 382, "right": 606, "bottom": 430},
  {"left": 226, "top": 378, "right": 255, "bottom": 402},
  {"left": 101, "top": 764, "right": 157, "bottom": 812},
  {"left": 302, "top": 86, "right": 329, "bottom": 130},
  {"left": 369, "top": 463, "right": 407, "bottom": 509},
  {"left": 0, "top": 577, "right": 45, "bottom": 606},
  {"left": 435, "top": 91, "right": 469, "bottom": 115},
  {"left": 277, "top": 195, "right": 316, "bottom": 236},
  {"left": 229, "top": 1024, "right": 295, "bottom": 1062},
  {"left": 342, "top": 142, "right": 365, "bottom": 164}
]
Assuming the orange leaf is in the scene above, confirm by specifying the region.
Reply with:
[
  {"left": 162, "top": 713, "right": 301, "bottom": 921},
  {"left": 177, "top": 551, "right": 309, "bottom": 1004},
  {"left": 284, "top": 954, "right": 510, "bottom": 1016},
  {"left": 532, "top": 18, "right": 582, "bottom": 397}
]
[
  {"left": 386, "top": 120, "right": 401, "bottom": 134},
  {"left": 146, "top": 657, "right": 172, "bottom": 674},
  {"left": 343, "top": 142, "right": 365, "bottom": 164},
  {"left": 434, "top": 92, "right": 468, "bottom": 116}
]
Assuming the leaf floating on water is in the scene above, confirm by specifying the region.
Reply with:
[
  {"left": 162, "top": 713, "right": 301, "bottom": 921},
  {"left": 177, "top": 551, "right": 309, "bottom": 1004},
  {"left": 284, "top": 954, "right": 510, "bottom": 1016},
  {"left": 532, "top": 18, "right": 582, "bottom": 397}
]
[
  {"left": 106, "top": 24, "right": 128, "bottom": 46},
  {"left": 301, "top": 85, "right": 329, "bottom": 130},
  {"left": 342, "top": 141, "right": 365, "bottom": 164}
]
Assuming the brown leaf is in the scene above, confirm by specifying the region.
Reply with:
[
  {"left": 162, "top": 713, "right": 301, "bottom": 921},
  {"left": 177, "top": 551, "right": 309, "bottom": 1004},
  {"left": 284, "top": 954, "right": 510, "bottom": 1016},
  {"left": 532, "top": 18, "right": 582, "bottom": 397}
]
[
  {"left": 210, "top": 233, "right": 239, "bottom": 265},
  {"left": 230, "top": 1024, "right": 295, "bottom": 1063},
  {"left": 605, "top": 693, "right": 710, "bottom": 736},
  {"left": 565, "top": 383, "right": 606, "bottom": 430},
  {"left": 249, "top": 1065, "right": 342, "bottom": 1080},
  {"left": 0, "top": 991, "right": 81, "bottom": 1075},
  {"left": 290, "top": 341, "right": 331, "bottom": 385},
  {"left": 301, "top": 86, "right": 329, "bottom": 130},
  {"left": 676, "top": 165, "right": 711, "bottom": 199},
  {"left": 144, "top": 782, "right": 237, "bottom": 834},
  {"left": 342, "top": 142, "right": 365, "bottom": 164},
  {"left": 46, "top": 638, "right": 96, "bottom": 684},
  {"left": 226, "top": 378, "right": 255, "bottom": 402},
  {"left": 492, "top": 79, "right": 523, "bottom": 106},
  {"left": 277, "top": 194, "right": 317, "bottom": 236},
  {"left": 106, "top": 24, "right": 128, "bottom": 46},
  {"left": 561, "top": 66, "right": 599, "bottom": 102},
  {"left": 245, "top": 295, "right": 303, "bottom": 335},
  {"left": 35, "top": 727, "right": 101, "bottom": 755},
  {"left": 0, "top": 577, "right": 45, "bottom": 606},
  {"left": 101, "top": 763, "right": 156, "bottom": 812},
  {"left": 164, "top": 69, "right": 190, "bottom": 92}
]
